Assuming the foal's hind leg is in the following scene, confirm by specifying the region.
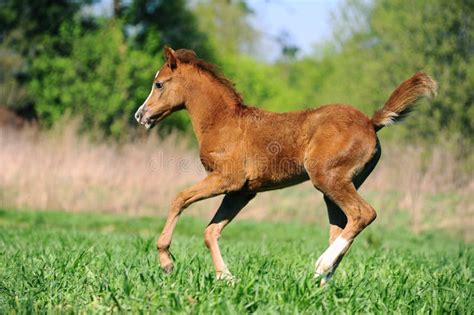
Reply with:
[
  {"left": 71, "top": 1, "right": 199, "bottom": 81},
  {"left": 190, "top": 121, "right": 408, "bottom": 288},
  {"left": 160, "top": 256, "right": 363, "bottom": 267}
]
[
  {"left": 321, "top": 196, "right": 347, "bottom": 285},
  {"left": 305, "top": 139, "right": 380, "bottom": 286},
  {"left": 321, "top": 143, "right": 381, "bottom": 285},
  {"left": 326, "top": 140, "right": 381, "bottom": 243},
  {"left": 325, "top": 196, "right": 347, "bottom": 244},
  {"left": 314, "top": 182, "right": 377, "bottom": 284},
  {"left": 204, "top": 192, "right": 256, "bottom": 280}
]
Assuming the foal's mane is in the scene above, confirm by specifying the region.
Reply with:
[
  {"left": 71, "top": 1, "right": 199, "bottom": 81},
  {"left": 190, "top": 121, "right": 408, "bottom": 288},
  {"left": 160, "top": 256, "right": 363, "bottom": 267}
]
[{"left": 174, "top": 49, "right": 244, "bottom": 107}]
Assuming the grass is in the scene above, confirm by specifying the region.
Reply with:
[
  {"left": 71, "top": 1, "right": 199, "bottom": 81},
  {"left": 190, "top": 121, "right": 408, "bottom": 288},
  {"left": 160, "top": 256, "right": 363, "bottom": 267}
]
[{"left": 0, "top": 208, "right": 472, "bottom": 313}]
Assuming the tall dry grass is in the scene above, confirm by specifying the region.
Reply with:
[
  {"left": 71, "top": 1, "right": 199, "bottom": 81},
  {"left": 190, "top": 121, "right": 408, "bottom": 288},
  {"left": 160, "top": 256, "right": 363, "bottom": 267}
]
[{"left": 1, "top": 124, "right": 472, "bottom": 239}]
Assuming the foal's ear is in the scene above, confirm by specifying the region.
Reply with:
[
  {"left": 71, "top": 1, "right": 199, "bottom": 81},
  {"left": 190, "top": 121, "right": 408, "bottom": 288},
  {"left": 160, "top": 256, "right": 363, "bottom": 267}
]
[{"left": 164, "top": 46, "right": 177, "bottom": 70}]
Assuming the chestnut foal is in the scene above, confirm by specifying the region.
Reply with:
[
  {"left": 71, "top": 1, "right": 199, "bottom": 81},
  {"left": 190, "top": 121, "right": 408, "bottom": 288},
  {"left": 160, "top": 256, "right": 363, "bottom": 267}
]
[{"left": 135, "top": 47, "right": 437, "bottom": 285}]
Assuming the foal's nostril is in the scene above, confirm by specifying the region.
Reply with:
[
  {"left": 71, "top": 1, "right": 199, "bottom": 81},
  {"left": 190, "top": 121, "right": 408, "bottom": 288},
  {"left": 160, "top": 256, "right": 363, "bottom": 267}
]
[{"left": 135, "top": 109, "right": 143, "bottom": 122}]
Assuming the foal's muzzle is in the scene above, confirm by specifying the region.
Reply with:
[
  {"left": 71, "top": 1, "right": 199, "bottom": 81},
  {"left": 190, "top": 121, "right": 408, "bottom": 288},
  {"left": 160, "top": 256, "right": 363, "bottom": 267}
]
[
  {"left": 135, "top": 104, "right": 154, "bottom": 129},
  {"left": 135, "top": 104, "right": 170, "bottom": 130}
]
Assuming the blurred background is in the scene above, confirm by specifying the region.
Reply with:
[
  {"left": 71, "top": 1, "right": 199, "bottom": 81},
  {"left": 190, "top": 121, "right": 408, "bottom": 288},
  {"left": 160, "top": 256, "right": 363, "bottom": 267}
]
[{"left": 0, "top": 0, "right": 472, "bottom": 239}]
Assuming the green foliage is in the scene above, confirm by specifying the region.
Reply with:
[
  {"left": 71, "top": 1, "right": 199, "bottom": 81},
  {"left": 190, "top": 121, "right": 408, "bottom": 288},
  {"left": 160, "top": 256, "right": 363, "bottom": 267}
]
[
  {"left": 0, "top": 47, "right": 29, "bottom": 110},
  {"left": 194, "top": 0, "right": 259, "bottom": 56},
  {"left": 0, "top": 0, "right": 95, "bottom": 55},
  {"left": 125, "top": 0, "right": 214, "bottom": 60},
  {"left": 29, "top": 21, "right": 145, "bottom": 137},
  {"left": 302, "top": 0, "right": 474, "bottom": 140},
  {"left": 0, "top": 0, "right": 96, "bottom": 111},
  {"left": 220, "top": 54, "right": 304, "bottom": 111},
  {"left": 0, "top": 209, "right": 472, "bottom": 312}
]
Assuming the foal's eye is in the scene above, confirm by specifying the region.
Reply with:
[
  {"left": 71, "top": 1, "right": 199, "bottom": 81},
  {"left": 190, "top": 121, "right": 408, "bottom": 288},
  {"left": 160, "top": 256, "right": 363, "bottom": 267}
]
[{"left": 155, "top": 82, "right": 164, "bottom": 89}]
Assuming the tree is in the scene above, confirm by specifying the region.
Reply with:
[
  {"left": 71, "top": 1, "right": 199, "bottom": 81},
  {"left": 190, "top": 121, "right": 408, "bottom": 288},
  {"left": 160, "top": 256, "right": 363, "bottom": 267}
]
[
  {"left": 124, "top": 0, "right": 213, "bottom": 60},
  {"left": 193, "top": 0, "right": 259, "bottom": 58},
  {"left": 0, "top": 0, "right": 96, "bottom": 56},
  {"left": 0, "top": 0, "right": 97, "bottom": 113}
]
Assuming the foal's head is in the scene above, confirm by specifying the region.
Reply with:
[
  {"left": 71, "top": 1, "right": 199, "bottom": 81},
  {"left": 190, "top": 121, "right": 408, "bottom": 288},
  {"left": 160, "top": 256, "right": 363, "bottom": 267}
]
[
  {"left": 135, "top": 47, "right": 188, "bottom": 129},
  {"left": 135, "top": 47, "right": 243, "bottom": 129}
]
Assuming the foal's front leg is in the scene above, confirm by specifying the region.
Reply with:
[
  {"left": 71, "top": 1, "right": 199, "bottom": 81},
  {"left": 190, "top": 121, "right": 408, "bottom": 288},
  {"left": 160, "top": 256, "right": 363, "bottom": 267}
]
[
  {"left": 157, "top": 174, "right": 231, "bottom": 272},
  {"left": 204, "top": 192, "right": 256, "bottom": 280}
]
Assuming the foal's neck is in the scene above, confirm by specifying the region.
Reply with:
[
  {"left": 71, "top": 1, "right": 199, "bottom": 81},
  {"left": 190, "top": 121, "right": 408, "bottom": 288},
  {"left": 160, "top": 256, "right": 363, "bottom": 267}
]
[{"left": 184, "top": 75, "right": 243, "bottom": 145}]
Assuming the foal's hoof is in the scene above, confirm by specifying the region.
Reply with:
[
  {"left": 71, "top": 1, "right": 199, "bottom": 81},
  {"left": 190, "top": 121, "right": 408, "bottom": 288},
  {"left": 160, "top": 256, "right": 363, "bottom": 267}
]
[
  {"left": 216, "top": 271, "right": 236, "bottom": 283},
  {"left": 314, "top": 259, "right": 331, "bottom": 278},
  {"left": 318, "top": 272, "right": 334, "bottom": 287},
  {"left": 314, "top": 272, "right": 331, "bottom": 287},
  {"left": 314, "top": 261, "right": 334, "bottom": 287},
  {"left": 161, "top": 263, "right": 174, "bottom": 274}
]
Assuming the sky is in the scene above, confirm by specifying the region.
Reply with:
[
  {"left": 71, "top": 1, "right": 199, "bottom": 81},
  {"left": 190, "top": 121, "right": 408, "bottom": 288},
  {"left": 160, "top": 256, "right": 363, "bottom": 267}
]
[{"left": 247, "top": 0, "right": 342, "bottom": 59}]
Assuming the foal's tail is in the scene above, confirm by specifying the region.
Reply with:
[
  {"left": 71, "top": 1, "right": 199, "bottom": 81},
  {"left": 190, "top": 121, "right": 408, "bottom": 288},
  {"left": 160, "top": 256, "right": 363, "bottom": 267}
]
[{"left": 371, "top": 72, "right": 437, "bottom": 131}]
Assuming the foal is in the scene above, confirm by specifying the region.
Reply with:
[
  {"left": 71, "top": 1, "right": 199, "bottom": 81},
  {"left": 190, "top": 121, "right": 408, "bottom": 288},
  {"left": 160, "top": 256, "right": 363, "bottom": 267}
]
[{"left": 135, "top": 47, "right": 437, "bottom": 285}]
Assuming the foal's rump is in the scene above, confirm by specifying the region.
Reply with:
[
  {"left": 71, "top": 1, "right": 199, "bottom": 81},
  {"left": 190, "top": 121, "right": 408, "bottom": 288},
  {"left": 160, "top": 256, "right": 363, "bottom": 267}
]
[
  {"left": 302, "top": 104, "right": 378, "bottom": 187},
  {"left": 302, "top": 71, "right": 437, "bottom": 190}
]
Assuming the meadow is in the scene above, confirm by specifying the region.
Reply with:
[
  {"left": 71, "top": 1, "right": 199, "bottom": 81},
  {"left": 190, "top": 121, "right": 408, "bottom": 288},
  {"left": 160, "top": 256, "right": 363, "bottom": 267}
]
[{"left": 0, "top": 208, "right": 472, "bottom": 313}]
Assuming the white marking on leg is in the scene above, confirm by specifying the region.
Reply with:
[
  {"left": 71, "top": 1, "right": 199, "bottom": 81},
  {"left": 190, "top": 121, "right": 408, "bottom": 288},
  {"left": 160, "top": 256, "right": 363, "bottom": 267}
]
[{"left": 315, "top": 236, "right": 350, "bottom": 277}]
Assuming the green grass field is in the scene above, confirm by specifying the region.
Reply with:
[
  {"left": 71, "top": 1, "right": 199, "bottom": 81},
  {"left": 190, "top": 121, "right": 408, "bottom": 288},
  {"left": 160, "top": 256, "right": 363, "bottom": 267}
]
[{"left": 0, "top": 208, "right": 472, "bottom": 313}]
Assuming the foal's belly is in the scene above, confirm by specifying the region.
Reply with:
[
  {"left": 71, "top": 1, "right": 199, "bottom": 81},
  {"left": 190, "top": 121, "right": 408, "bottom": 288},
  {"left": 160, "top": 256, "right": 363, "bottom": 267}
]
[
  {"left": 243, "top": 160, "right": 310, "bottom": 192},
  {"left": 245, "top": 173, "right": 310, "bottom": 192}
]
